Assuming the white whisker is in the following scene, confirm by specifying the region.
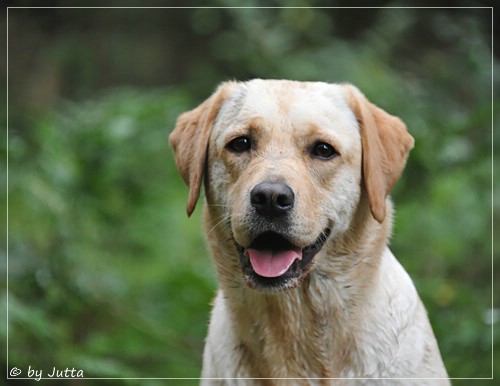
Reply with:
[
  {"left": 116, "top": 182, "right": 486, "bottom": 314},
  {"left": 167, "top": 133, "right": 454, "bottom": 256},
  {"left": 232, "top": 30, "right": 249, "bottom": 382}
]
[{"left": 205, "top": 210, "right": 245, "bottom": 239}]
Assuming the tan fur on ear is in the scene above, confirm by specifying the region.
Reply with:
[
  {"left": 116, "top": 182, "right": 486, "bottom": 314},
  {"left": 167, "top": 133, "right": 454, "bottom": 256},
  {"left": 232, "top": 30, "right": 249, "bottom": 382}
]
[
  {"left": 345, "top": 85, "right": 414, "bottom": 223},
  {"left": 169, "top": 83, "right": 234, "bottom": 216}
]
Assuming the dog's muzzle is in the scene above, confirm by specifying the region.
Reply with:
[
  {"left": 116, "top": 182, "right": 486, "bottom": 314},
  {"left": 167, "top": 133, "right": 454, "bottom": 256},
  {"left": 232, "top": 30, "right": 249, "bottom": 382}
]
[{"left": 233, "top": 181, "right": 331, "bottom": 291}]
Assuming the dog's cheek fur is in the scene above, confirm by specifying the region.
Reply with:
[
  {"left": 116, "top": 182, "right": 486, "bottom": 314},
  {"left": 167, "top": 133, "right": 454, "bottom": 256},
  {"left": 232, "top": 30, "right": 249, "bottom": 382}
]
[
  {"left": 205, "top": 135, "right": 249, "bottom": 216},
  {"left": 301, "top": 140, "right": 363, "bottom": 241},
  {"left": 205, "top": 158, "right": 231, "bottom": 211},
  {"left": 324, "top": 166, "right": 363, "bottom": 237}
]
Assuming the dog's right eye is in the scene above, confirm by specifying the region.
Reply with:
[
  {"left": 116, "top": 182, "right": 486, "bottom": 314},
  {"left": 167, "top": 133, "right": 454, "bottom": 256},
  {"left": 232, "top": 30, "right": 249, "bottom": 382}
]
[{"left": 226, "top": 136, "right": 252, "bottom": 153}]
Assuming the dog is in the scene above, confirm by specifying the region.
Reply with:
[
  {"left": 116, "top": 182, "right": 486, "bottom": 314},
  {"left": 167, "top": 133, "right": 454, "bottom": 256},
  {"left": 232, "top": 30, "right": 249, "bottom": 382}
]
[{"left": 169, "top": 79, "right": 449, "bottom": 385}]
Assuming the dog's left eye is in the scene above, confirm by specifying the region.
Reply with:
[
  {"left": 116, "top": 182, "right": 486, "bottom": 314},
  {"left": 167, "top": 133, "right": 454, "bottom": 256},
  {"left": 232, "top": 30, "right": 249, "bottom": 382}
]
[
  {"left": 226, "top": 136, "right": 252, "bottom": 153},
  {"left": 310, "top": 142, "right": 338, "bottom": 160}
]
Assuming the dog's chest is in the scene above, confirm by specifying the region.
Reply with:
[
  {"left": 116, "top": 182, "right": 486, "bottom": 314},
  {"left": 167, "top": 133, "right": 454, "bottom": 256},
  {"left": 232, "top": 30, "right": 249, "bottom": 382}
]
[{"left": 231, "top": 287, "right": 357, "bottom": 379}]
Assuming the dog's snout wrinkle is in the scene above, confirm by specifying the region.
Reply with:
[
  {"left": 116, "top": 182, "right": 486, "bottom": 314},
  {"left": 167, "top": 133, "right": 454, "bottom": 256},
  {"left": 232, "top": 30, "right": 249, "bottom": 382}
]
[{"left": 250, "top": 181, "right": 295, "bottom": 219}]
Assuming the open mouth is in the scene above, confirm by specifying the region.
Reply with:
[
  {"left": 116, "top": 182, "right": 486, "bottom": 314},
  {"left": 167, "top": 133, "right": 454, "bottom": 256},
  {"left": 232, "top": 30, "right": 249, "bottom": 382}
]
[{"left": 235, "top": 228, "right": 331, "bottom": 291}]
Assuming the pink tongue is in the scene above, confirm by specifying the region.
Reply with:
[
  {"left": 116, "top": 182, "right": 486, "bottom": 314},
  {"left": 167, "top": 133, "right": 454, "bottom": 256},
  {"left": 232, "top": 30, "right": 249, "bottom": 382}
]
[{"left": 247, "top": 249, "right": 302, "bottom": 278}]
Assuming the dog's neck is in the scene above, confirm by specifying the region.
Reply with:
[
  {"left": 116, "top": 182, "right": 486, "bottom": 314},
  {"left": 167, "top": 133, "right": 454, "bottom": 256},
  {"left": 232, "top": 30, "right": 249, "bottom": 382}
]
[{"left": 203, "top": 197, "right": 393, "bottom": 378}]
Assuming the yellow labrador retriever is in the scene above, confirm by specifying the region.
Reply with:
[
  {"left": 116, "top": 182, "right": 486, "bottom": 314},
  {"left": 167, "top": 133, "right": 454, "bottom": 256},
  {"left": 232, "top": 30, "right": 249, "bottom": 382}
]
[{"left": 170, "top": 80, "right": 449, "bottom": 385}]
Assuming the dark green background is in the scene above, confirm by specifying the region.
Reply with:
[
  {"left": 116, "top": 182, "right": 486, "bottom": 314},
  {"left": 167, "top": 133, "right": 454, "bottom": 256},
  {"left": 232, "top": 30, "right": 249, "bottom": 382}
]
[{"left": 3, "top": 2, "right": 497, "bottom": 385}]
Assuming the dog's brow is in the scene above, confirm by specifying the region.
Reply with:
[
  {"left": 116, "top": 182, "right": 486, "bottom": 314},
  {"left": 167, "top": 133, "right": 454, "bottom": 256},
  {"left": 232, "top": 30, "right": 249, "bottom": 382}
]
[
  {"left": 247, "top": 117, "right": 265, "bottom": 131},
  {"left": 304, "top": 123, "right": 328, "bottom": 136}
]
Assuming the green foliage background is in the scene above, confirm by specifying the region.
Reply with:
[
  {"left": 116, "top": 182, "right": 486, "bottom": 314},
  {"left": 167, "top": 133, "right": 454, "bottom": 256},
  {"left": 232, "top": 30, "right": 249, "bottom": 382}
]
[{"left": 3, "top": 3, "right": 497, "bottom": 385}]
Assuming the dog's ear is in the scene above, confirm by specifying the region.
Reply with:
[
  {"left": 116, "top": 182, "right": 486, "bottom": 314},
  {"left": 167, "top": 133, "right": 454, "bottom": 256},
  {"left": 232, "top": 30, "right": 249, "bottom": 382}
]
[
  {"left": 345, "top": 85, "right": 414, "bottom": 223},
  {"left": 169, "top": 83, "right": 233, "bottom": 216}
]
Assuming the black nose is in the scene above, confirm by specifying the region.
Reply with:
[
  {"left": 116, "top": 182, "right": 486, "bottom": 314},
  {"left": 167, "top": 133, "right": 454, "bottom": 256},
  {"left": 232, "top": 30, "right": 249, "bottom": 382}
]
[{"left": 250, "top": 181, "right": 295, "bottom": 218}]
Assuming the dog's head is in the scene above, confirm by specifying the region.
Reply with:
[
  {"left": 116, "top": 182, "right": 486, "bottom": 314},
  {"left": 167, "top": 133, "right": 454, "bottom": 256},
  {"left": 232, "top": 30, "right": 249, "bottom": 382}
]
[{"left": 170, "top": 80, "right": 413, "bottom": 291}]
